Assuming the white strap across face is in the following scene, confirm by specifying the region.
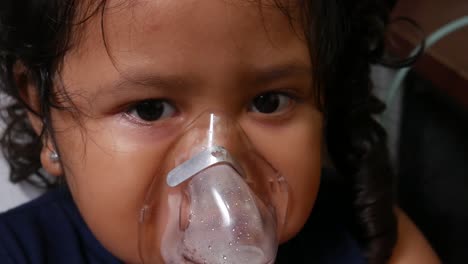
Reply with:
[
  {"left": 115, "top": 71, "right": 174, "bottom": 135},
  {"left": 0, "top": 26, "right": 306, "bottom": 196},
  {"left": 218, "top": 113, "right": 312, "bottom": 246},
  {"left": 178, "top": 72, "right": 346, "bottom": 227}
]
[{"left": 166, "top": 146, "right": 244, "bottom": 187}]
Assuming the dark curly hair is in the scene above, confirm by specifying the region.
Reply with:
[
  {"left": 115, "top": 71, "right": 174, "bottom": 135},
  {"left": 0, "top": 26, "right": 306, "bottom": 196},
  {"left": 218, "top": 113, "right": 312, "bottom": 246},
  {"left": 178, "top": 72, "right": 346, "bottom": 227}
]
[{"left": 0, "top": 0, "right": 399, "bottom": 263}]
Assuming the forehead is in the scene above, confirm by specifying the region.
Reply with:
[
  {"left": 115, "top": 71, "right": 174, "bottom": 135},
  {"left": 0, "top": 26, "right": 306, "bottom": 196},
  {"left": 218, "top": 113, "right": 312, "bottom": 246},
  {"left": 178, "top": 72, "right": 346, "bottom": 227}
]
[{"left": 64, "top": 0, "right": 309, "bottom": 89}]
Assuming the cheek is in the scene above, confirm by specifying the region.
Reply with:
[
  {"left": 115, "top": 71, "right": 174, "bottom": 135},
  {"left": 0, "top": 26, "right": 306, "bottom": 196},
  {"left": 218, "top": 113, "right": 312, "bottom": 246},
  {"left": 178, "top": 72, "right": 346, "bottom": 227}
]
[
  {"left": 53, "top": 118, "right": 174, "bottom": 263},
  {"left": 244, "top": 110, "right": 323, "bottom": 243},
  {"left": 279, "top": 133, "right": 321, "bottom": 242}
]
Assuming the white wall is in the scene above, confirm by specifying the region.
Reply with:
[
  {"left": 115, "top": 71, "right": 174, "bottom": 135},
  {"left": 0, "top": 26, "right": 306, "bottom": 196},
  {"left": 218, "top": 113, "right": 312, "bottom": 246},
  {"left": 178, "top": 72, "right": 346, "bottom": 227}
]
[
  {"left": 371, "top": 65, "right": 403, "bottom": 169},
  {"left": 0, "top": 155, "right": 43, "bottom": 212}
]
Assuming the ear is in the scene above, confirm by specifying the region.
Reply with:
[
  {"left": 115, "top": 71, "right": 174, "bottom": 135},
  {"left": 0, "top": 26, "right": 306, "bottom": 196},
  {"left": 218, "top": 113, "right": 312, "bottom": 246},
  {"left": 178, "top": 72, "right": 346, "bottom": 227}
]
[
  {"left": 14, "top": 63, "right": 43, "bottom": 135},
  {"left": 40, "top": 143, "right": 63, "bottom": 177},
  {"left": 14, "top": 63, "right": 63, "bottom": 177}
]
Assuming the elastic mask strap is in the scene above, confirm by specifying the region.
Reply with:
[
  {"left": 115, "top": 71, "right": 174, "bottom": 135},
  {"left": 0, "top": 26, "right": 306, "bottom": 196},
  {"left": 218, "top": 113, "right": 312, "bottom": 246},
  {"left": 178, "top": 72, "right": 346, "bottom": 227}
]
[{"left": 166, "top": 146, "right": 244, "bottom": 187}]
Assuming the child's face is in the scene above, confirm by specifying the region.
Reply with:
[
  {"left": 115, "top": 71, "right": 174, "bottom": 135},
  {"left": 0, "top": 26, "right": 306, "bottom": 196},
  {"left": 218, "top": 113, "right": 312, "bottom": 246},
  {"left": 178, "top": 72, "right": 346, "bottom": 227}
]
[{"left": 48, "top": 0, "right": 322, "bottom": 262}]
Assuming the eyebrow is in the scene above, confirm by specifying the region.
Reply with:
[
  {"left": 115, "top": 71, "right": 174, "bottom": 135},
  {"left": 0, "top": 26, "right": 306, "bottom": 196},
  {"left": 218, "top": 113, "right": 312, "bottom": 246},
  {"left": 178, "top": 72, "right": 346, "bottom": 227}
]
[
  {"left": 112, "top": 71, "right": 195, "bottom": 94},
  {"left": 248, "top": 63, "right": 312, "bottom": 85},
  {"left": 100, "top": 62, "right": 311, "bottom": 95}
]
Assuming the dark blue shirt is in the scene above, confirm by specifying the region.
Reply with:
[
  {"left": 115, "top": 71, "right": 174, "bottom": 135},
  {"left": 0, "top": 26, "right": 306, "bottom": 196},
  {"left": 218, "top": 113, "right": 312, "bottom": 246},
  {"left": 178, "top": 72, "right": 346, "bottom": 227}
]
[
  {"left": 0, "top": 174, "right": 364, "bottom": 263},
  {"left": 0, "top": 188, "right": 121, "bottom": 264}
]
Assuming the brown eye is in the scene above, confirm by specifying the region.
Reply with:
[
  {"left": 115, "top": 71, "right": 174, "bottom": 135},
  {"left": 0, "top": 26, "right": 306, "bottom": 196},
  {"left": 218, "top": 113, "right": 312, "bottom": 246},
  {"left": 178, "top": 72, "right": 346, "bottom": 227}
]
[
  {"left": 249, "top": 92, "right": 292, "bottom": 114},
  {"left": 127, "top": 100, "right": 176, "bottom": 122}
]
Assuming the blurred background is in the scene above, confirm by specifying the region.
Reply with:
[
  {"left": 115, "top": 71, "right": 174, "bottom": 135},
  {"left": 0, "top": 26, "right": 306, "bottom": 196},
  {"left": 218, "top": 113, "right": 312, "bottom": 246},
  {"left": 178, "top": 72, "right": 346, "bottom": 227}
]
[
  {"left": 378, "top": 0, "right": 468, "bottom": 263},
  {"left": 0, "top": 0, "right": 467, "bottom": 263}
]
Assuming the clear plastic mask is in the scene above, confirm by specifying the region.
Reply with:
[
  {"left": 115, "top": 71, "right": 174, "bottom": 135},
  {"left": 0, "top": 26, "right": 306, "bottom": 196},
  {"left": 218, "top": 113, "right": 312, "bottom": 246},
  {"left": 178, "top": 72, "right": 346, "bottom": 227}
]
[{"left": 138, "top": 112, "right": 289, "bottom": 264}]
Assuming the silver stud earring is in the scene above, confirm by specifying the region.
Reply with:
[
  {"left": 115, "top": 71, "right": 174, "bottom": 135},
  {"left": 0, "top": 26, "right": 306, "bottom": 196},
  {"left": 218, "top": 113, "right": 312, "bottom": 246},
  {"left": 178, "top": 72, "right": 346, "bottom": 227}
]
[{"left": 50, "top": 151, "right": 60, "bottom": 163}]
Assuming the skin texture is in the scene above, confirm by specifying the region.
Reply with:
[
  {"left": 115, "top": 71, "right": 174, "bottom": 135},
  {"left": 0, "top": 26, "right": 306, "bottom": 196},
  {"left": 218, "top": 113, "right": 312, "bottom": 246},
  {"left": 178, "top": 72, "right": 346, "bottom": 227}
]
[
  {"left": 390, "top": 209, "right": 441, "bottom": 264},
  {"left": 27, "top": 0, "right": 322, "bottom": 262},
  {"left": 22, "top": 0, "right": 439, "bottom": 263}
]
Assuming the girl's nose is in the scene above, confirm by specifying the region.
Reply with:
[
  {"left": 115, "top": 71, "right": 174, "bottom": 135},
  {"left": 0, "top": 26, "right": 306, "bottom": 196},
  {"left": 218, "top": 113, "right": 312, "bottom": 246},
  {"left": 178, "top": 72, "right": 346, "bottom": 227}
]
[{"left": 167, "top": 111, "right": 255, "bottom": 176}]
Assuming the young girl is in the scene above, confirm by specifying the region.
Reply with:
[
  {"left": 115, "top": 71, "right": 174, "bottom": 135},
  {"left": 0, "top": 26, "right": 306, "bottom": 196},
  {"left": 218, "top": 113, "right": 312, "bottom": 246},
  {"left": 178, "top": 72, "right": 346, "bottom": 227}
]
[{"left": 0, "top": 0, "right": 438, "bottom": 263}]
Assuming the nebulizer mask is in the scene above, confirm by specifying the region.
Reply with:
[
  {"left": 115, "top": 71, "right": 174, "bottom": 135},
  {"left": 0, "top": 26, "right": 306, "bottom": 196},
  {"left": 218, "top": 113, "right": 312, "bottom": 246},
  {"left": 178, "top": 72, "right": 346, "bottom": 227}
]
[{"left": 138, "top": 112, "right": 289, "bottom": 264}]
